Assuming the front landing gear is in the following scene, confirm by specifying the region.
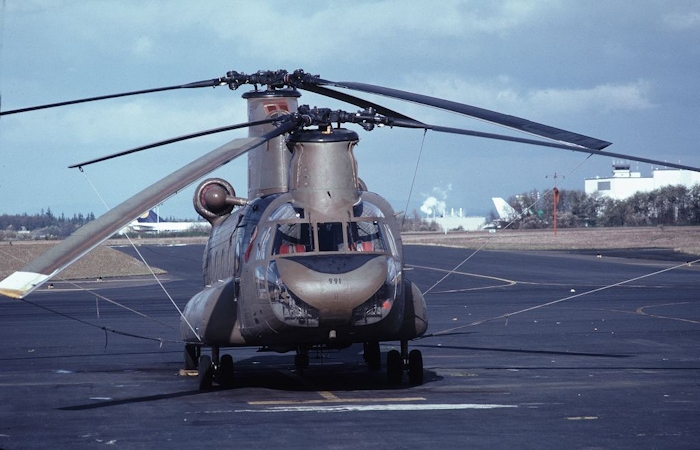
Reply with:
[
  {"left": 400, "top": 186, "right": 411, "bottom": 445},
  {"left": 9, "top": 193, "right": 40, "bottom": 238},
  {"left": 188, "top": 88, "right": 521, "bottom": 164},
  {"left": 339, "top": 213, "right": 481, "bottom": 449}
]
[
  {"left": 219, "top": 354, "right": 235, "bottom": 388},
  {"left": 363, "top": 341, "right": 381, "bottom": 371},
  {"left": 407, "top": 349, "right": 423, "bottom": 385},
  {"left": 184, "top": 344, "right": 200, "bottom": 370},
  {"left": 187, "top": 345, "right": 235, "bottom": 390},
  {"left": 198, "top": 354, "right": 213, "bottom": 390},
  {"left": 295, "top": 346, "right": 310, "bottom": 373},
  {"left": 386, "top": 340, "right": 423, "bottom": 385},
  {"left": 387, "top": 349, "right": 402, "bottom": 384}
]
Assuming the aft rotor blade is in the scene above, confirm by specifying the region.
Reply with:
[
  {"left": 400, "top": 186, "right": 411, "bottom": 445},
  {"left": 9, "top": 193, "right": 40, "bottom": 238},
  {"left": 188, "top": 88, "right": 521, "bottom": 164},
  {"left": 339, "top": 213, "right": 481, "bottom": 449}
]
[
  {"left": 69, "top": 118, "right": 279, "bottom": 169},
  {"left": 0, "top": 121, "right": 296, "bottom": 299},
  {"left": 393, "top": 119, "right": 700, "bottom": 173},
  {"left": 392, "top": 119, "right": 600, "bottom": 152},
  {"left": 0, "top": 78, "right": 224, "bottom": 116},
  {"left": 306, "top": 79, "right": 612, "bottom": 151}
]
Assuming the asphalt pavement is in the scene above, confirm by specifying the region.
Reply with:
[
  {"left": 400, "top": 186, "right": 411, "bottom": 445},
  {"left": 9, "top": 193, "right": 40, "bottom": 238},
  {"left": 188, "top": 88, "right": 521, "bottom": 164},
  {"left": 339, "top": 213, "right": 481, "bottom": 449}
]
[{"left": 1, "top": 244, "right": 699, "bottom": 449}]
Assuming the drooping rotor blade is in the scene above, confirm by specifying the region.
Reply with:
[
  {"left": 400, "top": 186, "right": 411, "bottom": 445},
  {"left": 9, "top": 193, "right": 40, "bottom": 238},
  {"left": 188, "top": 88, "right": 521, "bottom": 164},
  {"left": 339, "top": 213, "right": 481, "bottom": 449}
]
[
  {"left": 0, "top": 121, "right": 297, "bottom": 299},
  {"left": 391, "top": 118, "right": 606, "bottom": 152},
  {"left": 0, "top": 78, "right": 225, "bottom": 116},
  {"left": 391, "top": 119, "right": 700, "bottom": 172},
  {"left": 303, "top": 79, "right": 612, "bottom": 151},
  {"left": 300, "top": 84, "right": 418, "bottom": 122},
  {"left": 69, "top": 118, "right": 279, "bottom": 169}
]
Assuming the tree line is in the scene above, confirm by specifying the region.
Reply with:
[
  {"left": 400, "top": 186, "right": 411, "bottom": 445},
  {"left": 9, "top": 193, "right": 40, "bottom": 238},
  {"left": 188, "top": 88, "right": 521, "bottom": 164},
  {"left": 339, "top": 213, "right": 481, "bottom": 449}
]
[
  {"left": 399, "top": 183, "right": 700, "bottom": 232},
  {"left": 3, "top": 184, "right": 698, "bottom": 240},
  {"left": 0, "top": 208, "right": 96, "bottom": 240},
  {"left": 500, "top": 184, "right": 700, "bottom": 229}
]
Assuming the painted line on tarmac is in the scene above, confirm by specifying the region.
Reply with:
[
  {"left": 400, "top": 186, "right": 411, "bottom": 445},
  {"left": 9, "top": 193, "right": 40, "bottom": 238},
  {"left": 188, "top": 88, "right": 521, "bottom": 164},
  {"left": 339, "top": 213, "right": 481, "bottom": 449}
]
[
  {"left": 262, "top": 371, "right": 429, "bottom": 405},
  {"left": 636, "top": 302, "right": 700, "bottom": 325},
  {"left": 249, "top": 395, "right": 427, "bottom": 406},
  {"left": 236, "top": 403, "right": 519, "bottom": 413},
  {"left": 406, "top": 264, "right": 516, "bottom": 293}
]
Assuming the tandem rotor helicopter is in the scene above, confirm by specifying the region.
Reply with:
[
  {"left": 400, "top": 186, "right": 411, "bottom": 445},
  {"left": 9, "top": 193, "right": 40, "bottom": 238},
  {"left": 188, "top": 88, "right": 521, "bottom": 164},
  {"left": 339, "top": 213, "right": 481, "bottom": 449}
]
[{"left": 2, "top": 69, "right": 699, "bottom": 390}]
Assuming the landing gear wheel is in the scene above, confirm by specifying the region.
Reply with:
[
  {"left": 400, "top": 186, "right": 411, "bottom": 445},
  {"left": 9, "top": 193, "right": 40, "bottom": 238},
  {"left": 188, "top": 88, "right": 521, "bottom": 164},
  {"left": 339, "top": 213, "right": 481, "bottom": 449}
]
[
  {"left": 408, "top": 349, "right": 424, "bottom": 385},
  {"left": 184, "top": 344, "right": 200, "bottom": 370},
  {"left": 387, "top": 349, "right": 403, "bottom": 385},
  {"left": 218, "top": 354, "right": 234, "bottom": 388},
  {"left": 295, "top": 352, "right": 309, "bottom": 373},
  {"left": 198, "top": 354, "right": 213, "bottom": 390},
  {"left": 363, "top": 342, "right": 381, "bottom": 371}
]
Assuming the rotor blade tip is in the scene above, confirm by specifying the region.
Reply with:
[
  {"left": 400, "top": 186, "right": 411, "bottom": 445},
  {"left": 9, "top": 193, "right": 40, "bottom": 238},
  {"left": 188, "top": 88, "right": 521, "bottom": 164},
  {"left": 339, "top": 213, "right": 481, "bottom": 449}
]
[{"left": 0, "top": 271, "right": 50, "bottom": 299}]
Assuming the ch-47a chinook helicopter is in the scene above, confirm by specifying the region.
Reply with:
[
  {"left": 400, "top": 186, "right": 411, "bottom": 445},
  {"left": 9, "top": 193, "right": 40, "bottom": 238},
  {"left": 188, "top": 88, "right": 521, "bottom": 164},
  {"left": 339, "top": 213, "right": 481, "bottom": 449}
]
[{"left": 2, "top": 69, "right": 699, "bottom": 390}]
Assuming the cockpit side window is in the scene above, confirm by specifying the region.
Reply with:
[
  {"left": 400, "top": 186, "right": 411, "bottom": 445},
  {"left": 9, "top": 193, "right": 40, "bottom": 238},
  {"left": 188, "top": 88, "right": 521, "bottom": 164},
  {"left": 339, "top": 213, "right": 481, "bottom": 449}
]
[
  {"left": 347, "top": 220, "right": 386, "bottom": 252},
  {"left": 353, "top": 201, "right": 385, "bottom": 218},
  {"left": 383, "top": 223, "right": 399, "bottom": 257},
  {"left": 269, "top": 203, "right": 305, "bottom": 221},
  {"left": 256, "top": 227, "right": 272, "bottom": 260},
  {"left": 273, "top": 222, "right": 314, "bottom": 255}
]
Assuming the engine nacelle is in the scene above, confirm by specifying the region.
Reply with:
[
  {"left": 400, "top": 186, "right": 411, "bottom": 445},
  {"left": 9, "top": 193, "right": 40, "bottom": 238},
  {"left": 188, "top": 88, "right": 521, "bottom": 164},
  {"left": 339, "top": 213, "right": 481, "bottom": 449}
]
[
  {"left": 193, "top": 178, "right": 243, "bottom": 223},
  {"left": 358, "top": 177, "right": 368, "bottom": 191}
]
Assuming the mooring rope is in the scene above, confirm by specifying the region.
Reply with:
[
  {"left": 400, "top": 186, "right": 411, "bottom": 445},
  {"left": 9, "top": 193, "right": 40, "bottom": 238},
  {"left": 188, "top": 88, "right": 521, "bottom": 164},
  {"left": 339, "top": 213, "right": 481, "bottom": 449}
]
[
  {"left": 80, "top": 169, "right": 202, "bottom": 342},
  {"left": 421, "top": 153, "right": 594, "bottom": 296},
  {"left": 419, "top": 256, "right": 700, "bottom": 339},
  {"left": 401, "top": 129, "right": 428, "bottom": 230}
]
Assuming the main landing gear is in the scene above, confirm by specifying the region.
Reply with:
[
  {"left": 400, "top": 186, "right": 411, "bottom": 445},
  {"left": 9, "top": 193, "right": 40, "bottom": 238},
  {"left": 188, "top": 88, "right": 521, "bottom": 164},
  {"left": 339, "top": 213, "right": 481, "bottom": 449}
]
[
  {"left": 185, "top": 341, "right": 423, "bottom": 389},
  {"left": 386, "top": 340, "right": 423, "bottom": 385},
  {"left": 185, "top": 344, "right": 235, "bottom": 390}
]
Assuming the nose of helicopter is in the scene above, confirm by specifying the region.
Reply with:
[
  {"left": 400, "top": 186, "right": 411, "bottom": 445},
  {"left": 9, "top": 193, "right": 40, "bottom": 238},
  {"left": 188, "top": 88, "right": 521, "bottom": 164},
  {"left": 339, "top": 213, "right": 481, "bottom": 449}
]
[{"left": 274, "top": 254, "right": 389, "bottom": 323}]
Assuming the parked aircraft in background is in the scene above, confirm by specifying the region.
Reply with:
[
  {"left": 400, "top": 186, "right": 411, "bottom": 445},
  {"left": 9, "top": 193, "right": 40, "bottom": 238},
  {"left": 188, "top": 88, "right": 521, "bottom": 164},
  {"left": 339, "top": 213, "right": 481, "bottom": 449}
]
[
  {"left": 484, "top": 197, "right": 520, "bottom": 230},
  {"left": 124, "top": 210, "right": 210, "bottom": 234},
  {"left": 492, "top": 198, "right": 518, "bottom": 222}
]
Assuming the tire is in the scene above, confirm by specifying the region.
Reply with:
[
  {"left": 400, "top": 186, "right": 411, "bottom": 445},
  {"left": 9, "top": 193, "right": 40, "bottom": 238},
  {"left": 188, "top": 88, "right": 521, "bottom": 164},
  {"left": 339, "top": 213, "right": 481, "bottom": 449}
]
[
  {"left": 198, "top": 354, "right": 213, "bottom": 390},
  {"left": 295, "top": 352, "right": 309, "bottom": 373},
  {"left": 364, "top": 342, "right": 381, "bottom": 371},
  {"left": 387, "top": 349, "right": 403, "bottom": 385},
  {"left": 408, "top": 349, "right": 424, "bottom": 385},
  {"left": 184, "top": 344, "right": 199, "bottom": 370},
  {"left": 219, "top": 354, "right": 234, "bottom": 388}
]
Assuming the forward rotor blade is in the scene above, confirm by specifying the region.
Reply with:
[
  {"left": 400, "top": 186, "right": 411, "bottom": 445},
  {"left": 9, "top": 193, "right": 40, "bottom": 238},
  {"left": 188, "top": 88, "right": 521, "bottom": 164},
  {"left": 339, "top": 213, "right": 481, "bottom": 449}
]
[
  {"left": 69, "top": 118, "right": 279, "bottom": 169},
  {"left": 0, "top": 121, "right": 296, "bottom": 299},
  {"left": 0, "top": 78, "right": 224, "bottom": 116},
  {"left": 392, "top": 119, "right": 700, "bottom": 173},
  {"left": 305, "top": 79, "right": 612, "bottom": 151}
]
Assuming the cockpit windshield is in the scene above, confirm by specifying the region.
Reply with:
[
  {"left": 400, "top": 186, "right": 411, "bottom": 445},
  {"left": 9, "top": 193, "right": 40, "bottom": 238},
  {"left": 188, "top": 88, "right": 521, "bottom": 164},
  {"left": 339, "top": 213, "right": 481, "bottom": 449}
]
[
  {"left": 347, "top": 220, "right": 385, "bottom": 252},
  {"left": 268, "top": 201, "right": 390, "bottom": 255},
  {"left": 272, "top": 222, "right": 314, "bottom": 255},
  {"left": 317, "top": 222, "right": 344, "bottom": 252}
]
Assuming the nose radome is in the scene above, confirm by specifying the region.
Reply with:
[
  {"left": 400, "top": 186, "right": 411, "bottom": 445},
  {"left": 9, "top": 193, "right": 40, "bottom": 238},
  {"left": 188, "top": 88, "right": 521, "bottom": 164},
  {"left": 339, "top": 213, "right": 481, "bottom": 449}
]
[{"left": 275, "top": 256, "right": 387, "bottom": 323}]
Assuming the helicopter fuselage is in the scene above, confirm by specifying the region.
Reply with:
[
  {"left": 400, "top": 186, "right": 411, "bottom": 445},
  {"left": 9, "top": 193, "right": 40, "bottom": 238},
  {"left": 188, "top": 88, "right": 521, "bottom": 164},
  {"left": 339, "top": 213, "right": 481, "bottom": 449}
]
[
  {"left": 181, "top": 189, "right": 427, "bottom": 352},
  {"left": 180, "top": 125, "right": 427, "bottom": 355},
  {"left": 5, "top": 69, "right": 690, "bottom": 389}
]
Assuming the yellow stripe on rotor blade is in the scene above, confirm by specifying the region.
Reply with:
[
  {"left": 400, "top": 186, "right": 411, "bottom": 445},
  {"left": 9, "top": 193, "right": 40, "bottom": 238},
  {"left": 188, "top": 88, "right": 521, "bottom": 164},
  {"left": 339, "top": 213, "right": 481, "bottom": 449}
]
[{"left": 0, "top": 271, "right": 51, "bottom": 299}]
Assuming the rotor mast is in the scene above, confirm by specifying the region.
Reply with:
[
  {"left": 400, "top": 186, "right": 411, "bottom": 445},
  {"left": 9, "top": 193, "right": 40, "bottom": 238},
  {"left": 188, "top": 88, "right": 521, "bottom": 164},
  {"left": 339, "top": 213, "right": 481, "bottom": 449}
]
[
  {"left": 287, "top": 128, "right": 361, "bottom": 215},
  {"left": 243, "top": 89, "right": 300, "bottom": 199}
]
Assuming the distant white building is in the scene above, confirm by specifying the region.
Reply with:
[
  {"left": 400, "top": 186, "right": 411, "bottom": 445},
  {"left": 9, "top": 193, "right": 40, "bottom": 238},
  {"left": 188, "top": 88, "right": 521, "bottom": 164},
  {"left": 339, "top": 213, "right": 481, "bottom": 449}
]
[
  {"left": 426, "top": 207, "right": 486, "bottom": 232},
  {"left": 585, "top": 163, "right": 700, "bottom": 200}
]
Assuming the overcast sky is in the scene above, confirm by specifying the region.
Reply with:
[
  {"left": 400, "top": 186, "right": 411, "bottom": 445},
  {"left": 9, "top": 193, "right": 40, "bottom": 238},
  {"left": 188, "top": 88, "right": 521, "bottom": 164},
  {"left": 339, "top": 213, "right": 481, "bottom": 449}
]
[{"left": 1, "top": 0, "right": 699, "bottom": 220}]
